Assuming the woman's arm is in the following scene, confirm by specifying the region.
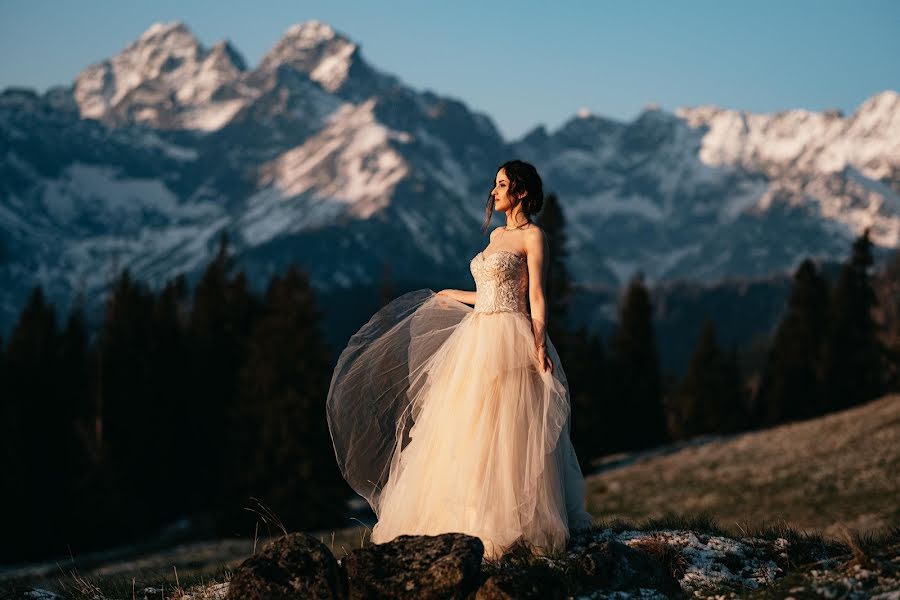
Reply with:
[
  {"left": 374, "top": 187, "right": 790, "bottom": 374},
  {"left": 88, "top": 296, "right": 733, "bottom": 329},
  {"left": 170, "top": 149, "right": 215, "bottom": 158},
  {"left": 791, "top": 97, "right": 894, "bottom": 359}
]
[
  {"left": 525, "top": 227, "right": 552, "bottom": 373},
  {"left": 437, "top": 289, "right": 477, "bottom": 305}
]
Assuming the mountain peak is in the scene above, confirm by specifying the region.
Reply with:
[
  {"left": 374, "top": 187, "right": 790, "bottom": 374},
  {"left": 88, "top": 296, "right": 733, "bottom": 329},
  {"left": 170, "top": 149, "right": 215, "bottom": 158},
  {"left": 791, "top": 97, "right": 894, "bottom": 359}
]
[
  {"left": 854, "top": 90, "right": 900, "bottom": 119},
  {"left": 138, "top": 21, "right": 193, "bottom": 42},
  {"left": 259, "top": 20, "right": 360, "bottom": 92},
  {"left": 633, "top": 103, "right": 678, "bottom": 126},
  {"left": 209, "top": 39, "right": 248, "bottom": 72},
  {"left": 282, "top": 19, "right": 339, "bottom": 43},
  {"left": 846, "top": 90, "right": 900, "bottom": 157},
  {"left": 112, "top": 20, "right": 203, "bottom": 70},
  {"left": 129, "top": 21, "right": 202, "bottom": 58},
  {"left": 74, "top": 20, "right": 246, "bottom": 128}
]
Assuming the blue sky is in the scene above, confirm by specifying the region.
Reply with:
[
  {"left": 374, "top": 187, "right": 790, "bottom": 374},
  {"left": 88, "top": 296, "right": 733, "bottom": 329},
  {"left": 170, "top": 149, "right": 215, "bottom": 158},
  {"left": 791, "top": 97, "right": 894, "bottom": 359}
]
[{"left": 1, "top": 0, "right": 897, "bottom": 140}]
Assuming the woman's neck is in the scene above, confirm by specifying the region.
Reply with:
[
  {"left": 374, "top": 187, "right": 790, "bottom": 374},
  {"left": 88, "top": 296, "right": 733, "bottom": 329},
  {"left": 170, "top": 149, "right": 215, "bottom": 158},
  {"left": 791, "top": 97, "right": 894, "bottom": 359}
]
[{"left": 505, "top": 209, "right": 529, "bottom": 230}]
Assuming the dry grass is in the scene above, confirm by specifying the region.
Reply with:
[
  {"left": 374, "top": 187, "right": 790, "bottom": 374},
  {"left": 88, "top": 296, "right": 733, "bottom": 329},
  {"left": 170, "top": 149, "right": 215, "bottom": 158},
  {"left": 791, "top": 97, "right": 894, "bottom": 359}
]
[
  {"left": 585, "top": 394, "right": 900, "bottom": 541},
  {"left": 629, "top": 532, "right": 690, "bottom": 579},
  {"left": 64, "top": 565, "right": 234, "bottom": 600},
  {"left": 8, "top": 516, "right": 899, "bottom": 599},
  {"left": 7, "top": 396, "right": 898, "bottom": 598}
]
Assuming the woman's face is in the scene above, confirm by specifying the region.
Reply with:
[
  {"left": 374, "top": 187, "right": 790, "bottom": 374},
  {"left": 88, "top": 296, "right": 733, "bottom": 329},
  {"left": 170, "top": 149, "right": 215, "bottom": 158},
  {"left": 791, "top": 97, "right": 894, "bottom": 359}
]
[{"left": 491, "top": 168, "right": 521, "bottom": 211}]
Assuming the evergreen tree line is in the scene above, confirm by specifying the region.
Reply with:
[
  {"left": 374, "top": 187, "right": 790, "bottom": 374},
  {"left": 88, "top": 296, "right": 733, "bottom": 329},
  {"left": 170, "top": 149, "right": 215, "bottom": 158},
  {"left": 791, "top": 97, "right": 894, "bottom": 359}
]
[
  {"left": 537, "top": 193, "right": 899, "bottom": 467},
  {"left": 0, "top": 235, "right": 349, "bottom": 563}
]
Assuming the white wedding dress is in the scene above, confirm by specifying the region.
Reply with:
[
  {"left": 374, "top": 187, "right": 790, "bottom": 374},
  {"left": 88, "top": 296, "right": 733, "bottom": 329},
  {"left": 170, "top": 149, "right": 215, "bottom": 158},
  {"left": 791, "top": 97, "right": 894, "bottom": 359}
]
[{"left": 326, "top": 248, "right": 593, "bottom": 559}]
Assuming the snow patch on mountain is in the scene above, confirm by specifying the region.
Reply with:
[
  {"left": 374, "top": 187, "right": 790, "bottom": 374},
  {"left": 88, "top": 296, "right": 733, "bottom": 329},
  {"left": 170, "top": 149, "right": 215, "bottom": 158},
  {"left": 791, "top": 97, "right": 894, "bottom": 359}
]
[
  {"left": 584, "top": 189, "right": 666, "bottom": 222},
  {"left": 715, "top": 179, "right": 770, "bottom": 223},
  {"left": 239, "top": 99, "right": 410, "bottom": 245},
  {"left": 135, "top": 131, "right": 198, "bottom": 161},
  {"left": 805, "top": 167, "right": 900, "bottom": 247},
  {"left": 38, "top": 163, "right": 217, "bottom": 230},
  {"left": 65, "top": 216, "right": 231, "bottom": 291},
  {"left": 605, "top": 257, "right": 639, "bottom": 284}
]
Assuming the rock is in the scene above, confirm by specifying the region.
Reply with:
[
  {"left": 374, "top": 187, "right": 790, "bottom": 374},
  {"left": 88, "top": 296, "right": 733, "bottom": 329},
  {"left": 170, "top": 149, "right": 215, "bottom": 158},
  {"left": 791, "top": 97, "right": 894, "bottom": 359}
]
[
  {"left": 226, "top": 532, "right": 345, "bottom": 600},
  {"left": 475, "top": 568, "right": 568, "bottom": 599},
  {"left": 572, "top": 539, "right": 682, "bottom": 596},
  {"left": 341, "top": 533, "right": 484, "bottom": 599}
]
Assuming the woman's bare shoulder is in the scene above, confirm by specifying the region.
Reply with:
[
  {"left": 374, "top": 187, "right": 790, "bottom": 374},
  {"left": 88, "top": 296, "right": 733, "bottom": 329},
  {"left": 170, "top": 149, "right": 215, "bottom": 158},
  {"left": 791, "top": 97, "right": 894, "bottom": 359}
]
[{"left": 523, "top": 224, "right": 546, "bottom": 246}]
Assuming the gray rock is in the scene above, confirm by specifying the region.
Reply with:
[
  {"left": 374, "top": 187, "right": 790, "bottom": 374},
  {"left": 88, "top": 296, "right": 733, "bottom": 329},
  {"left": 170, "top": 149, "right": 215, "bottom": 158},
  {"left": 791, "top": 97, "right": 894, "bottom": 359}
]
[
  {"left": 341, "top": 533, "right": 484, "bottom": 599},
  {"left": 475, "top": 567, "right": 568, "bottom": 600},
  {"left": 573, "top": 539, "right": 682, "bottom": 597},
  {"left": 226, "top": 532, "right": 345, "bottom": 600}
]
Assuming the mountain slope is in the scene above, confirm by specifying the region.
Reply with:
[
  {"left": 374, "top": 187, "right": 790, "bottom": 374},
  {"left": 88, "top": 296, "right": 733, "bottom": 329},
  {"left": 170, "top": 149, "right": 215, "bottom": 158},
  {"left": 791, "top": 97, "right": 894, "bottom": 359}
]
[{"left": 585, "top": 394, "right": 900, "bottom": 540}]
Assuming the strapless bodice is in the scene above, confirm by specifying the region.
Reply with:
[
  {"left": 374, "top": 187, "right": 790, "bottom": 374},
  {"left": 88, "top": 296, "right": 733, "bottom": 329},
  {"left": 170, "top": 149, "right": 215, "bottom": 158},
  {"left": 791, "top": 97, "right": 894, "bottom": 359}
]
[{"left": 469, "top": 250, "right": 529, "bottom": 315}]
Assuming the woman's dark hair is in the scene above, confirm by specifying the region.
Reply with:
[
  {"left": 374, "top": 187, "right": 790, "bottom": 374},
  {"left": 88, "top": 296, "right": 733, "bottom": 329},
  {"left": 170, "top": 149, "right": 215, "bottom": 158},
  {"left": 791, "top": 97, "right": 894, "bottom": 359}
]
[{"left": 482, "top": 159, "right": 544, "bottom": 234}]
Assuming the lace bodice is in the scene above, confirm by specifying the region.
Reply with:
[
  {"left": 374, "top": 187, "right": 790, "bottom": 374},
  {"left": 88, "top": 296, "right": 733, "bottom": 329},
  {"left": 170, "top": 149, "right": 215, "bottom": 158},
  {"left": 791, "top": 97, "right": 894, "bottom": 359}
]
[{"left": 469, "top": 250, "right": 529, "bottom": 315}]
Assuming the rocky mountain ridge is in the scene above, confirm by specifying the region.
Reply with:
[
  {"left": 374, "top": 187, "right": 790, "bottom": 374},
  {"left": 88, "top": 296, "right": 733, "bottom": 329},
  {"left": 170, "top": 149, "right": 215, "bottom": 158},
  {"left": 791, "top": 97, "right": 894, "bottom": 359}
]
[{"left": 1, "top": 20, "right": 897, "bottom": 338}]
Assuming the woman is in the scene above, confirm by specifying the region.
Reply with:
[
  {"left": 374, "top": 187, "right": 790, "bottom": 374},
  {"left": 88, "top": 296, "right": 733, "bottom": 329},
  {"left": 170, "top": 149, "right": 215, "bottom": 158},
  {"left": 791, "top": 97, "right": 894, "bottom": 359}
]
[{"left": 326, "top": 159, "right": 593, "bottom": 560}]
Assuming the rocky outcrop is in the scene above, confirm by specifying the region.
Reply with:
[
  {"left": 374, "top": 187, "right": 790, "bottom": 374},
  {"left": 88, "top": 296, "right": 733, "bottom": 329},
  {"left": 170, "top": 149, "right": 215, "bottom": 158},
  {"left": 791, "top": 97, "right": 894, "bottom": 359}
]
[
  {"left": 474, "top": 567, "right": 570, "bottom": 600},
  {"left": 341, "top": 533, "right": 484, "bottom": 599},
  {"left": 225, "top": 530, "right": 684, "bottom": 599},
  {"left": 226, "top": 532, "right": 345, "bottom": 600},
  {"left": 571, "top": 538, "right": 682, "bottom": 596}
]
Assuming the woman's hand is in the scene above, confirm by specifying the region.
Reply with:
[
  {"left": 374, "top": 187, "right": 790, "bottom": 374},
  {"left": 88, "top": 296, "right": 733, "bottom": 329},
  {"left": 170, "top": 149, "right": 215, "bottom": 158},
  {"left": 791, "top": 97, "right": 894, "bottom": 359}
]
[{"left": 537, "top": 343, "right": 553, "bottom": 374}]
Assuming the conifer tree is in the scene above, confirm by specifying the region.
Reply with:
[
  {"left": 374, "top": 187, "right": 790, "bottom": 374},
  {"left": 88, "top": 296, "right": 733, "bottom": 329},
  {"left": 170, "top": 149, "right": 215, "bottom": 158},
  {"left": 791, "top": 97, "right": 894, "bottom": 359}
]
[
  {"left": 537, "top": 193, "right": 607, "bottom": 466},
  {"left": 874, "top": 251, "right": 900, "bottom": 391},
  {"left": 98, "top": 269, "right": 166, "bottom": 538},
  {"left": 536, "top": 192, "right": 571, "bottom": 343},
  {"left": 756, "top": 259, "right": 830, "bottom": 424},
  {"left": 822, "top": 229, "right": 884, "bottom": 410},
  {"left": 608, "top": 274, "right": 667, "bottom": 450},
  {"left": 228, "top": 265, "right": 348, "bottom": 531},
  {"left": 1, "top": 287, "right": 63, "bottom": 561},
  {"left": 675, "top": 320, "right": 745, "bottom": 438},
  {"left": 0, "top": 333, "right": 6, "bottom": 485},
  {"left": 187, "top": 232, "right": 260, "bottom": 514},
  {"left": 147, "top": 274, "right": 191, "bottom": 522},
  {"left": 56, "top": 300, "right": 94, "bottom": 542},
  {"left": 567, "top": 325, "right": 608, "bottom": 465},
  {"left": 59, "top": 300, "right": 90, "bottom": 426}
]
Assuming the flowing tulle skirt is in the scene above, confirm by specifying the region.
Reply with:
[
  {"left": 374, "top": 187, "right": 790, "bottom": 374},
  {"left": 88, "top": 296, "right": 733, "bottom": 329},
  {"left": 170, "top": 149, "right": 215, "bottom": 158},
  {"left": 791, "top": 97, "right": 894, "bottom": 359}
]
[{"left": 326, "top": 289, "right": 593, "bottom": 559}]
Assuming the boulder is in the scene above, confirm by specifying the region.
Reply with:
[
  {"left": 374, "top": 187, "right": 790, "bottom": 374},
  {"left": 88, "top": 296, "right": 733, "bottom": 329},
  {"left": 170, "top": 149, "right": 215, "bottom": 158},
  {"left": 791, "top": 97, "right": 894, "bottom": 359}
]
[
  {"left": 341, "top": 533, "right": 484, "bottom": 599},
  {"left": 475, "top": 567, "right": 568, "bottom": 599},
  {"left": 226, "top": 532, "right": 345, "bottom": 600},
  {"left": 572, "top": 539, "right": 682, "bottom": 596}
]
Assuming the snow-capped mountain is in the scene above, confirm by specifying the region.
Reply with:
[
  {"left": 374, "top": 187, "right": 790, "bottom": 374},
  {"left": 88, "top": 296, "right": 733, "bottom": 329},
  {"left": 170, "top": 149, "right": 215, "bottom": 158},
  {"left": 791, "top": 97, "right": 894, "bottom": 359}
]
[
  {"left": 511, "top": 92, "right": 900, "bottom": 285},
  {"left": 0, "top": 20, "right": 505, "bottom": 333},
  {"left": 1, "top": 19, "right": 898, "bottom": 337}
]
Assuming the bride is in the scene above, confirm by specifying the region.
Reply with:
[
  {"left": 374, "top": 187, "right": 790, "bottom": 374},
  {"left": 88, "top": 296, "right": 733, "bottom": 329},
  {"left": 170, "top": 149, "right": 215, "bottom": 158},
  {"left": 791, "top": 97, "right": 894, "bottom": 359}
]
[{"left": 326, "top": 159, "right": 594, "bottom": 559}]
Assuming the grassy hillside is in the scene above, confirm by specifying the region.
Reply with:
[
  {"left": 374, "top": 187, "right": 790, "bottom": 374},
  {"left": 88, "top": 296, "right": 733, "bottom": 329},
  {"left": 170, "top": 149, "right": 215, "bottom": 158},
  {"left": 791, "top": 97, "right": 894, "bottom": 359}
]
[
  {"left": 5, "top": 395, "right": 897, "bottom": 598},
  {"left": 585, "top": 393, "right": 900, "bottom": 539}
]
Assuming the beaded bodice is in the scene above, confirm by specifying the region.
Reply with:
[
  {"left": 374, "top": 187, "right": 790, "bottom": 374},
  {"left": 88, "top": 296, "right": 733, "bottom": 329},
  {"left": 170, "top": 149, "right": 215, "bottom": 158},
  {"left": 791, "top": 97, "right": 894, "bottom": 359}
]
[{"left": 469, "top": 249, "right": 529, "bottom": 315}]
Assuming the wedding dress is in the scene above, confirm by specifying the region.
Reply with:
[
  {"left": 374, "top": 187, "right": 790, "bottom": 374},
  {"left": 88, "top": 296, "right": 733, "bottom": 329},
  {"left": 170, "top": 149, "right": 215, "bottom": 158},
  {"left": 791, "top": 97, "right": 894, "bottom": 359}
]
[{"left": 326, "top": 248, "right": 594, "bottom": 559}]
